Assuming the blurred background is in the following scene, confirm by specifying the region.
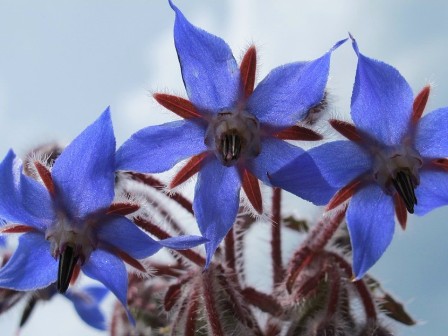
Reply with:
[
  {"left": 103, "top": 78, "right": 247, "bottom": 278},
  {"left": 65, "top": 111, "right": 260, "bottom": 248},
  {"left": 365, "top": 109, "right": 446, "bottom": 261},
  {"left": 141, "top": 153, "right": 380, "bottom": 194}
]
[{"left": 0, "top": 0, "right": 447, "bottom": 335}]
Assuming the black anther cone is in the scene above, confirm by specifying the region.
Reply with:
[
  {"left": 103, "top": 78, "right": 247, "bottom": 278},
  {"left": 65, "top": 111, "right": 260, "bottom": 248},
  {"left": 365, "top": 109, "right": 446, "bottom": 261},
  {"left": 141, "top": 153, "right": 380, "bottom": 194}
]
[
  {"left": 392, "top": 171, "right": 417, "bottom": 214},
  {"left": 57, "top": 245, "right": 79, "bottom": 293}
]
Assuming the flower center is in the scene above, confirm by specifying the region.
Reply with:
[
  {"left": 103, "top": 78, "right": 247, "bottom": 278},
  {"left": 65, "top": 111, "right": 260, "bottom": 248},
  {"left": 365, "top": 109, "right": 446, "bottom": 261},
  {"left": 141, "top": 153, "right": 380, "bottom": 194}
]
[
  {"left": 205, "top": 110, "right": 261, "bottom": 166},
  {"left": 372, "top": 145, "right": 422, "bottom": 213},
  {"left": 45, "top": 214, "right": 96, "bottom": 293}
]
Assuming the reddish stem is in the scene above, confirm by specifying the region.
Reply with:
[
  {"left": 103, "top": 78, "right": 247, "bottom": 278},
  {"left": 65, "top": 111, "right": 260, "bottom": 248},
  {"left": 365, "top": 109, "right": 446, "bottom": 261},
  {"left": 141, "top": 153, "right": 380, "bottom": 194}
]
[
  {"left": 185, "top": 285, "right": 200, "bottom": 336},
  {"left": 265, "top": 322, "right": 282, "bottom": 336},
  {"left": 216, "top": 271, "right": 262, "bottom": 334},
  {"left": 164, "top": 282, "right": 183, "bottom": 312},
  {"left": 147, "top": 262, "right": 184, "bottom": 277},
  {"left": 286, "top": 206, "right": 347, "bottom": 292},
  {"left": 325, "top": 266, "right": 341, "bottom": 319},
  {"left": 286, "top": 247, "right": 314, "bottom": 293},
  {"left": 171, "top": 290, "right": 189, "bottom": 334},
  {"left": 241, "top": 287, "right": 283, "bottom": 317},
  {"left": 306, "top": 205, "right": 348, "bottom": 252},
  {"left": 127, "top": 172, "right": 193, "bottom": 214},
  {"left": 110, "top": 302, "right": 122, "bottom": 336},
  {"left": 133, "top": 216, "right": 205, "bottom": 267},
  {"left": 132, "top": 189, "right": 187, "bottom": 236},
  {"left": 293, "top": 265, "right": 327, "bottom": 301},
  {"left": 202, "top": 270, "right": 225, "bottom": 336},
  {"left": 224, "top": 227, "right": 236, "bottom": 271},
  {"left": 271, "top": 188, "right": 284, "bottom": 285},
  {"left": 327, "top": 252, "right": 377, "bottom": 321}
]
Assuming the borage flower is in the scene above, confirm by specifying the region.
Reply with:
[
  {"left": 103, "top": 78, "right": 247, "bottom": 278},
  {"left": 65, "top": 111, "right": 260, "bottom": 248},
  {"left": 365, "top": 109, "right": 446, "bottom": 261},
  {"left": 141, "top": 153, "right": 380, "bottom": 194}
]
[
  {"left": 16, "top": 284, "right": 110, "bottom": 331},
  {"left": 0, "top": 109, "right": 205, "bottom": 321},
  {"left": 271, "top": 36, "right": 448, "bottom": 279},
  {"left": 116, "top": 0, "right": 344, "bottom": 265}
]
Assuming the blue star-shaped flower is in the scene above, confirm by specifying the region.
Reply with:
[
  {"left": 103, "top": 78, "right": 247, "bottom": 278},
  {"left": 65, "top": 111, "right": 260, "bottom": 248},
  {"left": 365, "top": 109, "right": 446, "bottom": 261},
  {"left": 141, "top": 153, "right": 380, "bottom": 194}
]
[
  {"left": 0, "top": 109, "right": 205, "bottom": 322},
  {"left": 63, "top": 285, "right": 110, "bottom": 330},
  {"left": 116, "top": 1, "right": 345, "bottom": 266},
  {"left": 16, "top": 283, "right": 110, "bottom": 331},
  {"left": 271, "top": 36, "right": 448, "bottom": 279}
]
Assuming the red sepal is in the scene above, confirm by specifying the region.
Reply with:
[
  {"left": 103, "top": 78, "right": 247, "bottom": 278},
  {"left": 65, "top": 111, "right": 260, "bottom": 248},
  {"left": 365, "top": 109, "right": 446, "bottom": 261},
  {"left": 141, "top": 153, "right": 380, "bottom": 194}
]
[
  {"left": 329, "top": 119, "right": 362, "bottom": 142},
  {"left": 432, "top": 158, "right": 448, "bottom": 171},
  {"left": 154, "top": 93, "right": 201, "bottom": 119},
  {"left": 412, "top": 85, "right": 430, "bottom": 125},
  {"left": 326, "top": 178, "right": 361, "bottom": 211},
  {"left": 106, "top": 203, "right": 140, "bottom": 216},
  {"left": 275, "top": 125, "right": 323, "bottom": 141},
  {"left": 34, "top": 161, "right": 55, "bottom": 196},
  {"left": 242, "top": 169, "right": 263, "bottom": 214},
  {"left": 240, "top": 46, "right": 257, "bottom": 98},
  {"left": 394, "top": 193, "right": 407, "bottom": 230},
  {"left": 0, "top": 224, "right": 35, "bottom": 234},
  {"left": 170, "top": 152, "right": 208, "bottom": 189},
  {"left": 164, "top": 282, "right": 182, "bottom": 311}
]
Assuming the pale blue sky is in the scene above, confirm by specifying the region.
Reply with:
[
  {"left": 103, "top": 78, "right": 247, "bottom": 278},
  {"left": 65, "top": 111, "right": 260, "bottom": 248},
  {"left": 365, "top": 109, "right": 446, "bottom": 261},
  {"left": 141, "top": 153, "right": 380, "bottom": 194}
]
[{"left": 0, "top": 1, "right": 447, "bottom": 335}]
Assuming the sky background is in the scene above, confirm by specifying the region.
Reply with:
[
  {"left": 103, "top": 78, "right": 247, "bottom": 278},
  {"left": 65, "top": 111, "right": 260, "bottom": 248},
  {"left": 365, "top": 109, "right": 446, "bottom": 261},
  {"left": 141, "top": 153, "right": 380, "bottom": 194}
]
[{"left": 0, "top": 0, "right": 448, "bottom": 335}]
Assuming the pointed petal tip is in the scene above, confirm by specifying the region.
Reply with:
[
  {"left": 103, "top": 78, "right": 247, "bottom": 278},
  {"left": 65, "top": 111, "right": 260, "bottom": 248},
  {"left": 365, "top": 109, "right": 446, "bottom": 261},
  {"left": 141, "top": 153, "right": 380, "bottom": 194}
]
[
  {"left": 98, "top": 107, "right": 113, "bottom": 127},
  {"left": 160, "top": 235, "right": 208, "bottom": 251},
  {"left": 168, "top": 0, "right": 183, "bottom": 19},
  {"left": 1, "top": 149, "right": 17, "bottom": 167},
  {"left": 168, "top": 0, "right": 176, "bottom": 10},
  {"left": 349, "top": 33, "right": 360, "bottom": 55},
  {"left": 351, "top": 274, "right": 360, "bottom": 282},
  {"left": 330, "top": 37, "right": 348, "bottom": 52}
]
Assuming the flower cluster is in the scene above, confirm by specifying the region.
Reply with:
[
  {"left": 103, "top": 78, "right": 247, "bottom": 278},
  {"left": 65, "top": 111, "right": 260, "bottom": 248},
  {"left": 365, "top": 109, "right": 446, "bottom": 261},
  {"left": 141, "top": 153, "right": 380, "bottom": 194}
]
[{"left": 0, "top": 0, "right": 446, "bottom": 334}]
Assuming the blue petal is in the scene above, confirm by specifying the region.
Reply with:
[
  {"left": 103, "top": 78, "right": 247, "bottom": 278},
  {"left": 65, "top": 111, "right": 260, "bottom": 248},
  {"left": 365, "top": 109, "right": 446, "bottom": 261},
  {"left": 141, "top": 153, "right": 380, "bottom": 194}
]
[
  {"left": 82, "top": 249, "right": 135, "bottom": 325},
  {"left": 267, "top": 151, "right": 338, "bottom": 206},
  {"left": 193, "top": 158, "right": 241, "bottom": 267},
  {"left": 308, "top": 140, "right": 371, "bottom": 187},
  {"left": 65, "top": 286, "right": 109, "bottom": 330},
  {"left": 247, "top": 137, "right": 304, "bottom": 185},
  {"left": 116, "top": 120, "right": 207, "bottom": 173},
  {"left": 0, "top": 150, "right": 54, "bottom": 230},
  {"left": 414, "top": 169, "right": 448, "bottom": 215},
  {"left": 346, "top": 184, "right": 395, "bottom": 279},
  {"left": 169, "top": 0, "right": 240, "bottom": 113},
  {"left": 248, "top": 39, "right": 346, "bottom": 129},
  {"left": 83, "top": 285, "right": 109, "bottom": 303},
  {"left": 159, "top": 235, "right": 208, "bottom": 250},
  {"left": 52, "top": 109, "right": 115, "bottom": 220},
  {"left": 0, "top": 236, "right": 5, "bottom": 247},
  {"left": 96, "top": 216, "right": 162, "bottom": 259},
  {"left": 414, "top": 107, "right": 448, "bottom": 158},
  {"left": 350, "top": 38, "right": 414, "bottom": 146},
  {"left": 0, "top": 232, "right": 57, "bottom": 290}
]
